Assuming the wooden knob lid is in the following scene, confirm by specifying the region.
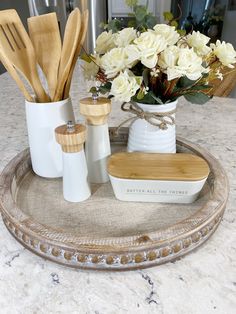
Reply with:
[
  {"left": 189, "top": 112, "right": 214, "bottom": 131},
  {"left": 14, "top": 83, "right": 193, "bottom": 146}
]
[
  {"left": 79, "top": 97, "right": 111, "bottom": 125},
  {"left": 55, "top": 122, "right": 86, "bottom": 153}
]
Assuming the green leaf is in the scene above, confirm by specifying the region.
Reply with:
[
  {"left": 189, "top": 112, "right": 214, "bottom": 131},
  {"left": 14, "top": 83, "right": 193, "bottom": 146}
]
[
  {"left": 179, "top": 76, "right": 197, "bottom": 88},
  {"left": 190, "top": 85, "right": 211, "bottom": 91},
  {"left": 170, "top": 20, "right": 178, "bottom": 28},
  {"left": 145, "top": 14, "right": 158, "bottom": 29},
  {"left": 149, "top": 92, "right": 163, "bottom": 104},
  {"left": 135, "top": 6, "right": 147, "bottom": 22},
  {"left": 202, "top": 61, "right": 208, "bottom": 68},
  {"left": 89, "top": 87, "right": 98, "bottom": 94},
  {"left": 202, "top": 72, "right": 209, "bottom": 79},
  {"left": 177, "top": 29, "right": 186, "bottom": 36},
  {"left": 184, "top": 92, "right": 212, "bottom": 104},
  {"left": 142, "top": 69, "right": 149, "bottom": 87},
  {"left": 80, "top": 53, "right": 92, "bottom": 63},
  {"left": 107, "top": 19, "right": 122, "bottom": 33},
  {"left": 135, "top": 76, "right": 143, "bottom": 85},
  {"left": 133, "top": 91, "right": 163, "bottom": 104},
  {"left": 163, "top": 11, "right": 173, "bottom": 21},
  {"left": 99, "top": 82, "right": 112, "bottom": 94},
  {"left": 99, "top": 22, "right": 108, "bottom": 30},
  {"left": 137, "top": 89, "right": 145, "bottom": 100},
  {"left": 128, "top": 18, "right": 136, "bottom": 28},
  {"left": 125, "top": 0, "right": 138, "bottom": 8}
]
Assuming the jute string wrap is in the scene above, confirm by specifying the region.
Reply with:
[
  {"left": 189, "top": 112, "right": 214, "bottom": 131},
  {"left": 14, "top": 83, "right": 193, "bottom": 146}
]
[{"left": 115, "top": 102, "right": 177, "bottom": 133}]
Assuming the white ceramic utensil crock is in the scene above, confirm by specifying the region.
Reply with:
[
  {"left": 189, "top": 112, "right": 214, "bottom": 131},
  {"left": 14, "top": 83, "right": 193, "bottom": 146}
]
[
  {"left": 25, "top": 98, "right": 75, "bottom": 178},
  {"left": 127, "top": 100, "right": 177, "bottom": 153}
]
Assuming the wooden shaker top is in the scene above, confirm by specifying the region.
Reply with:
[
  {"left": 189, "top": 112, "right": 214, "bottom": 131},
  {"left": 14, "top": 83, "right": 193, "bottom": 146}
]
[
  {"left": 79, "top": 97, "right": 111, "bottom": 125},
  {"left": 55, "top": 123, "right": 86, "bottom": 153}
]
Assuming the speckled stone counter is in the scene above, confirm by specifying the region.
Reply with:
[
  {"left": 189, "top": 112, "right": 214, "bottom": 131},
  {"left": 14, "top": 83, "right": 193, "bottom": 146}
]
[{"left": 0, "top": 65, "right": 236, "bottom": 314}]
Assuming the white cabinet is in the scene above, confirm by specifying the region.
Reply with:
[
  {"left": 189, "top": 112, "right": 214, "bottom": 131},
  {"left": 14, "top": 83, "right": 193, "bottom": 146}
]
[
  {"left": 108, "top": 0, "right": 171, "bottom": 22},
  {"left": 108, "top": 0, "right": 157, "bottom": 16}
]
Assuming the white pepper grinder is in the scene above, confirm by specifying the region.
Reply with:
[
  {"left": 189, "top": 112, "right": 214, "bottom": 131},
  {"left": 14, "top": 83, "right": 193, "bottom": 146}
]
[
  {"left": 80, "top": 94, "right": 111, "bottom": 183},
  {"left": 55, "top": 121, "right": 91, "bottom": 202}
]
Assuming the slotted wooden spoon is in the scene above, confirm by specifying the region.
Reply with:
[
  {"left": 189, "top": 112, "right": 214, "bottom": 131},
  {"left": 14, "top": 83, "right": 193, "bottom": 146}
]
[
  {"left": 27, "top": 12, "right": 62, "bottom": 99},
  {"left": 0, "top": 47, "right": 33, "bottom": 101},
  {"left": 53, "top": 8, "right": 81, "bottom": 102},
  {"left": 63, "top": 9, "right": 89, "bottom": 100},
  {"left": 0, "top": 9, "right": 50, "bottom": 102}
]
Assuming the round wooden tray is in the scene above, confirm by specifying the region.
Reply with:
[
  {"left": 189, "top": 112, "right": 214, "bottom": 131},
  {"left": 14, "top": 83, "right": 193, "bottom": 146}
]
[{"left": 0, "top": 128, "right": 229, "bottom": 271}]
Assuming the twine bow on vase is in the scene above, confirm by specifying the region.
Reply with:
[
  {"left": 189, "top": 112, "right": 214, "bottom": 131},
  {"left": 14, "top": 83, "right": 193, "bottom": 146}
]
[{"left": 116, "top": 102, "right": 177, "bottom": 133}]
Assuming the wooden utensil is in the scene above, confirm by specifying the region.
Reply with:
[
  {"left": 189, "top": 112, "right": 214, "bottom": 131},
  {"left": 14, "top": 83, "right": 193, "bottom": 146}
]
[
  {"left": 63, "top": 9, "right": 89, "bottom": 100},
  {"left": 0, "top": 48, "right": 33, "bottom": 101},
  {"left": 53, "top": 8, "right": 81, "bottom": 102},
  {"left": 0, "top": 9, "right": 50, "bottom": 102},
  {"left": 27, "top": 13, "right": 62, "bottom": 100}
]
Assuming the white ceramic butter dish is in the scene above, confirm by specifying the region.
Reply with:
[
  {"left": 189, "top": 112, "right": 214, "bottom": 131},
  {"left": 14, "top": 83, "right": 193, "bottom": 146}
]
[{"left": 108, "top": 152, "right": 210, "bottom": 204}]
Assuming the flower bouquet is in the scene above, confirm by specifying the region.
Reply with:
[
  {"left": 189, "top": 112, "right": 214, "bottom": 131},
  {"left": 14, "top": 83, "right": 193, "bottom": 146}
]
[{"left": 82, "top": 1, "right": 236, "bottom": 153}]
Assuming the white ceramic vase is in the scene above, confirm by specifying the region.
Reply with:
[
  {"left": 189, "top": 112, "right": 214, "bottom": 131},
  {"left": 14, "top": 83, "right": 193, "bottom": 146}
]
[
  {"left": 127, "top": 100, "right": 177, "bottom": 153},
  {"left": 25, "top": 98, "right": 75, "bottom": 178}
]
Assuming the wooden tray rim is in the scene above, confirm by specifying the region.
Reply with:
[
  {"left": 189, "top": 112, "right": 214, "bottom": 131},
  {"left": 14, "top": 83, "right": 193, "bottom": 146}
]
[{"left": 0, "top": 131, "right": 229, "bottom": 270}]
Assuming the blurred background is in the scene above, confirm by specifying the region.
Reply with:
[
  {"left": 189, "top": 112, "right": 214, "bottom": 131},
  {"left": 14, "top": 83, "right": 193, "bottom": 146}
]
[{"left": 0, "top": 0, "right": 235, "bottom": 95}]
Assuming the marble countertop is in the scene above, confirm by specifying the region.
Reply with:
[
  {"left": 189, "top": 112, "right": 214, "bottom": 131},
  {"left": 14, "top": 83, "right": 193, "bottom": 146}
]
[{"left": 0, "top": 66, "right": 236, "bottom": 314}]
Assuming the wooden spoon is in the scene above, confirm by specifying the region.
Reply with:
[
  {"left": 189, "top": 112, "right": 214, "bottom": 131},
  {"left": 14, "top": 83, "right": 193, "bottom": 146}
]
[
  {"left": 0, "top": 9, "right": 50, "bottom": 102},
  {"left": 0, "top": 47, "right": 33, "bottom": 101},
  {"left": 63, "top": 10, "right": 89, "bottom": 100},
  {"left": 53, "top": 8, "right": 81, "bottom": 101},
  {"left": 27, "top": 13, "right": 62, "bottom": 100}
]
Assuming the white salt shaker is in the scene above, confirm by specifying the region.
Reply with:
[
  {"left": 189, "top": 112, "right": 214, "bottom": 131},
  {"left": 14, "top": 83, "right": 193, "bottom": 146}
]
[
  {"left": 80, "top": 94, "right": 111, "bottom": 183},
  {"left": 55, "top": 121, "right": 91, "bottom": 202}
]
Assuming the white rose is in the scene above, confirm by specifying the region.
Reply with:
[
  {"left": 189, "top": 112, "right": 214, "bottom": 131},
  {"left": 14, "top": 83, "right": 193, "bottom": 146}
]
[
  {"left": 177, "top": 48, "right": 207, "bottom": 80},
  {"left": 186, "top": 31, "right": 211, "bottom": 56},
  {"left": 153, "top": 24, "right": 180, "bottom": 45},
  {"left": 95, "top": 31, "right": 116, "bottom": 54},
  {"left": 158, "top": 46, "right": 182, "bottom": 80},
  {"left": 124, "top": 44, "right": 140, "bottom": 68},
  {"left": 100, "top": 47, "right": 127, "bottom": 78},
  {"left": 82, "top": 55, "right": 100, "bottom": 80},
  {"left": 211, "top": 40, "right": 236, "bottom": 68},
  {"left": 134, "top": 31, "right": 168, "bottom": 68},
  {"left": 159, "top": 47, "right": 207, "bottom": 81},
  {"left": 114, "top": 27, "right": 137, "bottom": 47},
  {"left": 166, "top": 68, "right": 185, "bottom": 81},
  {"left": 158, "top": 46, "right": 180, "bottom": 69},
  {"left": 140, "top": 52, "right": 158, "bottom": 69},
  {"left": 110, "top": 70, "right": 140, "bottom": 103}
]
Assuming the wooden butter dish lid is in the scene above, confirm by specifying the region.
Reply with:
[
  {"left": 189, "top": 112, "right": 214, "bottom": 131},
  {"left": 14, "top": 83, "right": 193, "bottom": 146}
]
[{"left": 107, "top": 152, "right": 210, "bottom": 181}]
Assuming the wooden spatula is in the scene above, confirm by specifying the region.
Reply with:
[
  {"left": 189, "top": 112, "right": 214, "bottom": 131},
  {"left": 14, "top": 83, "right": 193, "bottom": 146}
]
[
  {"left": 63, "top": 10, "right": 89, "bottom": 100},
  {"left": 28, "top": 13, "right": 61, "bottom": 99},
  {"left": 53, "top": 8, "right": 81, "bottom": 102},
  {"left": 0, "top": 9, "right": 50, "bottom": 102},
  {"left": 0, "top": 47, "right": 33, "bottom": 101}
]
